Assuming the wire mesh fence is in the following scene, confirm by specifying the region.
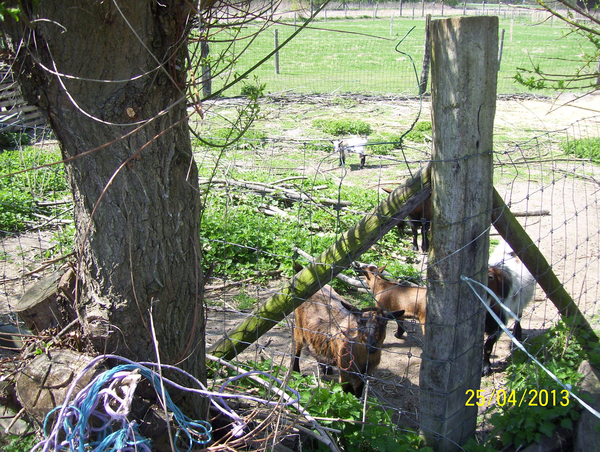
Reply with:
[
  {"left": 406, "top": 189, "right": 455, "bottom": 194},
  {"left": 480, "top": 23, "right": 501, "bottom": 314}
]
[
  {"left": 200, "top": 2, "right": 591, "bottom": 98},
  {"left": 2, "top": 91, "right": 599, "bottom": 450},
  {"left": 192, "top": 93, "right": 600, "bottom": 448},
  {"left": 1, "top": 2, "right": 600, "bottom": 450}
]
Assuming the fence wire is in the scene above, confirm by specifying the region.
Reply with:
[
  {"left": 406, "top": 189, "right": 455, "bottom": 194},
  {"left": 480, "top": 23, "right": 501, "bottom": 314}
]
[
  {"left": 2, "top": 3, "right": 600, "bottom": 446},
  {"left": 2, "top": 91, "right": 599, "bottom": 449}
]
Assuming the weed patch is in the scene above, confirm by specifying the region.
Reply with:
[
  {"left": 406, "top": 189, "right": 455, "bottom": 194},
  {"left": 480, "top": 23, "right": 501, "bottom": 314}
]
[
  {"left": 561, "top": 137, "right": 600, "bottom": 162},
  {"left": 313, "top": 118, "right": 372, "bottom": 136},
  {"left": 0, "top": 148, "right": 69, "bottom": 232}
]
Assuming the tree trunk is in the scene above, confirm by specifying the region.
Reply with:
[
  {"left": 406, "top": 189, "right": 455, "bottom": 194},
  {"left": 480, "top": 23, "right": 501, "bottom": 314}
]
[{"left": 3, "top": 1, "right": 206, "bottom": 417}]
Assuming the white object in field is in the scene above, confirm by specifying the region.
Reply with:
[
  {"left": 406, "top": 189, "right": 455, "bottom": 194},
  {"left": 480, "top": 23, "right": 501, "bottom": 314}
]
[{"left": 344, "top": 136, "right": 368, "bottom": 155}]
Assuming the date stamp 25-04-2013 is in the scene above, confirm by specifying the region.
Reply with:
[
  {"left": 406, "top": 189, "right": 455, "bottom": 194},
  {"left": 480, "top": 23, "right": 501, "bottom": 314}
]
[{"left": 466, "top": 389, "right": 570, "bottom": 408}]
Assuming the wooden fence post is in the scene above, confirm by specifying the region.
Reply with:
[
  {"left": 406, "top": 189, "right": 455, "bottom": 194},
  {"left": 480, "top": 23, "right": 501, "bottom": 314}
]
[
  {"left": 420, "top": 16, "right": 498, "bottom": 451},
  {"left": 419, "top": 14, "right": 432, "bottom": 95},
  {"left": 201, "top": 41, "right": 211, "bottom": 98},
  {"left": 274, "top": 29, "right": 280, "bottom": 74}
]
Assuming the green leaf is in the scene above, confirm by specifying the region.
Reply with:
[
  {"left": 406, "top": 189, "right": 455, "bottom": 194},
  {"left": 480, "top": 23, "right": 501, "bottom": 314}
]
[
  {"left": 560, "top": 417, "right": 573, "bottom": 430},
  {"left": 539, "top": 421, "right": 555, "bottom": 437},
  {"left": 500, "top": 431, "right": 513, "bottom": 446}
]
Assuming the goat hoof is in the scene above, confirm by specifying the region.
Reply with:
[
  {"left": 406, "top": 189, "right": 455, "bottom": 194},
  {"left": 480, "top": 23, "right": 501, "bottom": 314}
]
[{"left": 482, "top": 365, "right": 492, "bottom": 377}]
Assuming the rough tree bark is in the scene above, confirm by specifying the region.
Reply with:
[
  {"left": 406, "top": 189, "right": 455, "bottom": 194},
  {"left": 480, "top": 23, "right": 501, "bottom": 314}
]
[{"left": 2, "top": 1, "right": 206, "bottom": 416}]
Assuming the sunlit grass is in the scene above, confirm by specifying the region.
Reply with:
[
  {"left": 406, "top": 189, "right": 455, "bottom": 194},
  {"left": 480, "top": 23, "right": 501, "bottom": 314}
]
[{"left": 200, "top": 13, "right": 592, "bottom": 97}]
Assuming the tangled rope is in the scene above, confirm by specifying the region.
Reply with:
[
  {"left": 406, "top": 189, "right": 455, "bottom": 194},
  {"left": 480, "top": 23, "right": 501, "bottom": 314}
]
[{"left": 33, "top": 354, "right": 301, "bottom": 452}]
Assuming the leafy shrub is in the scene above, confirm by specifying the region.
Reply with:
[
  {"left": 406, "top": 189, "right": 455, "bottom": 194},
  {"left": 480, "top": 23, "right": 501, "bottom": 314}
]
[
  {"left": 489, "top": 319, "right": 590, "bottom": 449},
  {"left": 0, "top": 148, "right": 69, "bottom": 231},
  {"left": 490, "top": 367, "right": 580, "bottom": 448},
  {"left": 0, "top": 131, "right": 31, "bottom": 150},
  {"left": 313, "top": 118, "right": 372, "bottom": 136},
  {"left": 240, "top": 80, "right": 265, "bottom": 99},
  {"left": 561, "top": 137, "right": 600, "bottom": 162},
  {"left": 402, "top": 121, "right": 432, "bottom": 143}
]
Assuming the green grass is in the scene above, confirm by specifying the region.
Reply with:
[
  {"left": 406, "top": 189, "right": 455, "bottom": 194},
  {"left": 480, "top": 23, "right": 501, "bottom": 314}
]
[
  {"left": 198, "top": 171, "right": 420, "bottom": 282},
  {"left": 561, "top": 137, "right": 600, "bottom": 162},
  {"left": 198, "top": 14, "right": 594, "bottom": 97},
  {"left": 0, "top": 147, "right": 70, "bottom": 232}
]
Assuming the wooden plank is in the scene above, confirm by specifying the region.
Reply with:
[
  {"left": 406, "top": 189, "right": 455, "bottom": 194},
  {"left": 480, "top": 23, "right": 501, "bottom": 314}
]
[{"left": 0, "top": 65, "right": 45, "bottom": 130}]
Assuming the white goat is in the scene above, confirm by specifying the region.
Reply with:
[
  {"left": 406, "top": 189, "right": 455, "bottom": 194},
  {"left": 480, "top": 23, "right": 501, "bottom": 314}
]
[
  {"left": 335, "top": 137, "right": 368, "bottom": 168},
  {"left": 483, "top": 239, "right": 536, "bottom": 375}
]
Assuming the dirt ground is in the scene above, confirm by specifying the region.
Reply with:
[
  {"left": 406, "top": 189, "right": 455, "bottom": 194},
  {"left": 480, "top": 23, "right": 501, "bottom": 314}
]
[{"left": 2, "top": 92, "right": 599, "bottom": 434}]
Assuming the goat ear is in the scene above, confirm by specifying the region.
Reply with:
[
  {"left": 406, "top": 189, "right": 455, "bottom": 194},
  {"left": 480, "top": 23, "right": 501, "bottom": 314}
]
[
  {"left": 378, "top": 265, "right": 386, "bottom": 273},
  {"left": 341, "top": 299, "right": 362, "bottom": 314}
]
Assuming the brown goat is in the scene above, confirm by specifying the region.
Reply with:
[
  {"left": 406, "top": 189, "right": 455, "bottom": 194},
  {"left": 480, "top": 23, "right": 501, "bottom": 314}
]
[
  {"left": 405, "top": 196, "right": 432, "bottom": 252},
  {"left": 358, "top": 264, "right": 427, "bottom": 339},
  {"left": 293, "top": 284, "right": 404, "bottom": 397},
  {"left": 382, "top": 188, "right": 432, "bottom": 252}
]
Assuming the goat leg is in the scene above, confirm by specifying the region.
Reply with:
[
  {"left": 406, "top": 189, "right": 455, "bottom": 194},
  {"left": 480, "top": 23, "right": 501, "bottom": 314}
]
[
  {"left": 482, "top": 328, "right": 501, "bottom": 376},
  {"left": 394, "top": 322, "right": 407, "bottom": 339},
  {"left": 318, "top": 363, "right": 334, "bottom": 375},
  {"left": 410, "top": 222, "right": 419, "bottom": 251},
  {"left": 513, "top": 320, "right": 522, "bottom": 341},
  {"left": 421, "top": 222, "right": 430, "bottom": 252},
  {"left": 482, "top": 337, "right": 496, "bottom": 376}
]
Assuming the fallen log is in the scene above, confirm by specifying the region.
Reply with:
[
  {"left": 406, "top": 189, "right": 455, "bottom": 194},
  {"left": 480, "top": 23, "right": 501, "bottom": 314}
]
[
  {"left": 16, "top": 350, "right": 104, "bottom": 424},
  {"left": 14, "top": 267, "right": 77, "bottom": 334}
]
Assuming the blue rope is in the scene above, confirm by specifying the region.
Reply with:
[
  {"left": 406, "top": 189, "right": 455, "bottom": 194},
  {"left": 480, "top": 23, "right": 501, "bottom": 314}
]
[{"left": 40, "top": 363, "right": 212, "bottom": 452}]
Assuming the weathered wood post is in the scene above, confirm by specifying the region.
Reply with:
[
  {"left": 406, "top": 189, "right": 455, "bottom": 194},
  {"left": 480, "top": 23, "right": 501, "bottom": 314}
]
[
  {"left": 419, "top": 14, "right": 432, "bottom": 95},
  {"left": 201, "top": 41, "right": 211, "bottom": 98},
  {"left": 420, "top": 16, "right": 498, "bottom": 451},
  {"left": 274, "top": 29, "right": 280, "bottom": 74}
]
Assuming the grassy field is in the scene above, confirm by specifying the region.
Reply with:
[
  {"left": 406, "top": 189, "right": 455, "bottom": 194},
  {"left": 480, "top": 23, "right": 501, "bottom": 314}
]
[{"left": 199, "top": 12, "right": 593, "bottom": 97}]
